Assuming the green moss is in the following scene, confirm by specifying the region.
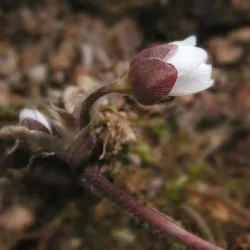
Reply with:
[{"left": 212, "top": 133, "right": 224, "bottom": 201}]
[
  {"left": 138, "top": 197, "right": 147, "bottom": 205},
  {"left": 171, "top": 243, "right": 186, "bottom": 250},
  {"left": 129, "top": 142, "right": 154, "bottom": 164},
  {"left": 177, "top": 133, "right": 190, "bottom": 149},
  {"left": 165, "top": 175, "right": 189, "bottom": 202},
  {"left": 187, "top": 162, "right": 208, "bottom": 182},
  {"left": 226, "top": 179, "right": 241, "bottom": 189},
  {"left": 147, "top": 118, "right": 170, "bottom": 141},
  {"left": 0, "top": 107, "right": 18, "bottom": 122}
]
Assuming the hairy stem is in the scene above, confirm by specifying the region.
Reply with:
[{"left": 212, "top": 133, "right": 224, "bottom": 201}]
[
  {"left": 78, "top": 78, "right": 130, "bottom": 128},
  {"left": 84, "top": 167, "right": 225, "bottom": 250}
]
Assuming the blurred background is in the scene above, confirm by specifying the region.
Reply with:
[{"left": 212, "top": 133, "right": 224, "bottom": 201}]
[{"left": 1, "top": 0, "right": 250, "bottom": 249}]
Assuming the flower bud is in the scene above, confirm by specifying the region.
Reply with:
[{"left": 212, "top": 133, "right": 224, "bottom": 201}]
[
  {"left": 128, "top": 58, "right": 177, "bottom": 105},
  {"left": 19, "top": 109, "right": 52, "bottom": 134},
  {"left": 127, "top": 35, "right": 213, "bottom": 105}
]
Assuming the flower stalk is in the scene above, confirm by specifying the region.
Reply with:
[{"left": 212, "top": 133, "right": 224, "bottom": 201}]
[
  {"left": 78, "top": 77, "right": 131, "bottom": 128},
  {"left": 79, "top": 35, "right": 213, "bottom": 127},
  {"left": 84, "top": 167, "right": 225, "bottom": 250}
]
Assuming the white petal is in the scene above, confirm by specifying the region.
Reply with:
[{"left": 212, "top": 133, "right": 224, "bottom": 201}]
[
  {"left": 19, "top": 109, "right": 52, "bottom": 133},
  {"left": 182, "top": 35, "right": 197, "bottom": 46},
  {"left": 166, "top": 46, "right": 208, "bottom": 75},
  {"left": 171, "top": 35, "right": 197, "bottom": 46},
  {"left": 169, "top": 64, "right": 213, "bottom": 96}
]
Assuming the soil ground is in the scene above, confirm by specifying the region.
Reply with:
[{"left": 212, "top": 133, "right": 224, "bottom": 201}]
[{"left": 1, "top": 0, "right": 250, "bottom": 249}]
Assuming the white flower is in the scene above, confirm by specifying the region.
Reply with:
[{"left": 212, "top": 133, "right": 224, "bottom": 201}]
[
  {"left": 168, "top": 35, "right": 213, "bottom": 96},
  {"left": 19, "top": 109, "right": 52, "bottom": 134},
  {"left": 125, "top": 35, "right": 214, "bottom": 105}
]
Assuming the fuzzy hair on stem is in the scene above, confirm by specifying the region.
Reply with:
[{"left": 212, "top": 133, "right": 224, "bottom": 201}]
[
  {"left": 84, "top": 167, "right": 225, "bottom": 250},
  {"left": 0, "top": 126, "right": 67, "bottom": 156}
]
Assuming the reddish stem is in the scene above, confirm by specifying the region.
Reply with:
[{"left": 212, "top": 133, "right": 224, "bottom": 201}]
[
  {"left": 84, "top": 167, "right": 225, "bottom": 250},
  {"left": 78, "top": 83, "right": 116, "bottom": 128},
  {"left": 77, "top": 79, "right": 129, "bottom": 128}
]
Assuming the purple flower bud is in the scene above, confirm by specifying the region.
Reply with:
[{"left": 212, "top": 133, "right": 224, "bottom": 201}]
[
  {"left": 19, "top": 109, "right": 52, "bottom": 134},
  {"left": 128, "top": 58, "right": 178, "bottom": 105},
  {"left": 127, "top": 35, "right": 213, "bottom": 105}
]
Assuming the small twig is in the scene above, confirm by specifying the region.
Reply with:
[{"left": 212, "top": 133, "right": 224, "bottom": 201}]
[
  {"left": 84, "top": 167, "right": 225, "bottom": 250},
  {"left": 180, "top": 203, "right": 216, "bottom": 244},
  {"left": 99, "top": 130, "right": 110, "bottom": 160},
  {"left": 101, "top": 106, "right": 127, "bottom": 120}
]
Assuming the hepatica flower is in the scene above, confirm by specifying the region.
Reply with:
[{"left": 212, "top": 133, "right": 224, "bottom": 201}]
[
  {"left": 79, "top": 35, "right": 213, "bottom": 127},
  {"left": 19, "top": 109, "right": 52, "bottom": 134},
  {"left": 127, "top": 35, "right": 213, "bottom": 105}
]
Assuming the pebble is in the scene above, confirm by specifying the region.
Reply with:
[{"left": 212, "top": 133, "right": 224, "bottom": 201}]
[
  {"left": 28, "top": 64, "right": 48, "bottom": 83},
  {"left": 0, "top": 81, "right": 10, "bottom": 108},
  {"left": 0, "top": 42, "right": 18, "bottom": 76},
  {"left": 236, "top": 86, "right": 250, "bottom": 109},
  {"left": 228, "top": 27, "right": 250, "bottom": 43},
  {"left": 19, "top": 7, "right": 37, "bottom": 34},
  {"left": 0, "top": 205, "right": 34, "bottom": 231},
  {"left": 21, "top": 44, "right": 41, "bottom": 71},
  {"left": 49, "top": 54, "right": 71, "bottom": 71},
  {"left": 48, "top": 89, "right": 62, "bottom": 106},
  {"left": 62, "top": 85, "right": 80, "bottom": 113},
  {"left": 119, "top": 121, "right": 137, "bottom": 144},
  {"left": 112, "top": 228, "right": 136, "bottom": 244},
  {"left": 80, "top": 44, "right": 94, "bottom": 69},
  {"left": 208, "top": 37, "right": 243, "bottom": 65},
  {"left": 113, "top": 18, "right": 142, "bottom": 58},
  {"left": 76, "top": 71, "right": 101, "bottom": 94}
]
